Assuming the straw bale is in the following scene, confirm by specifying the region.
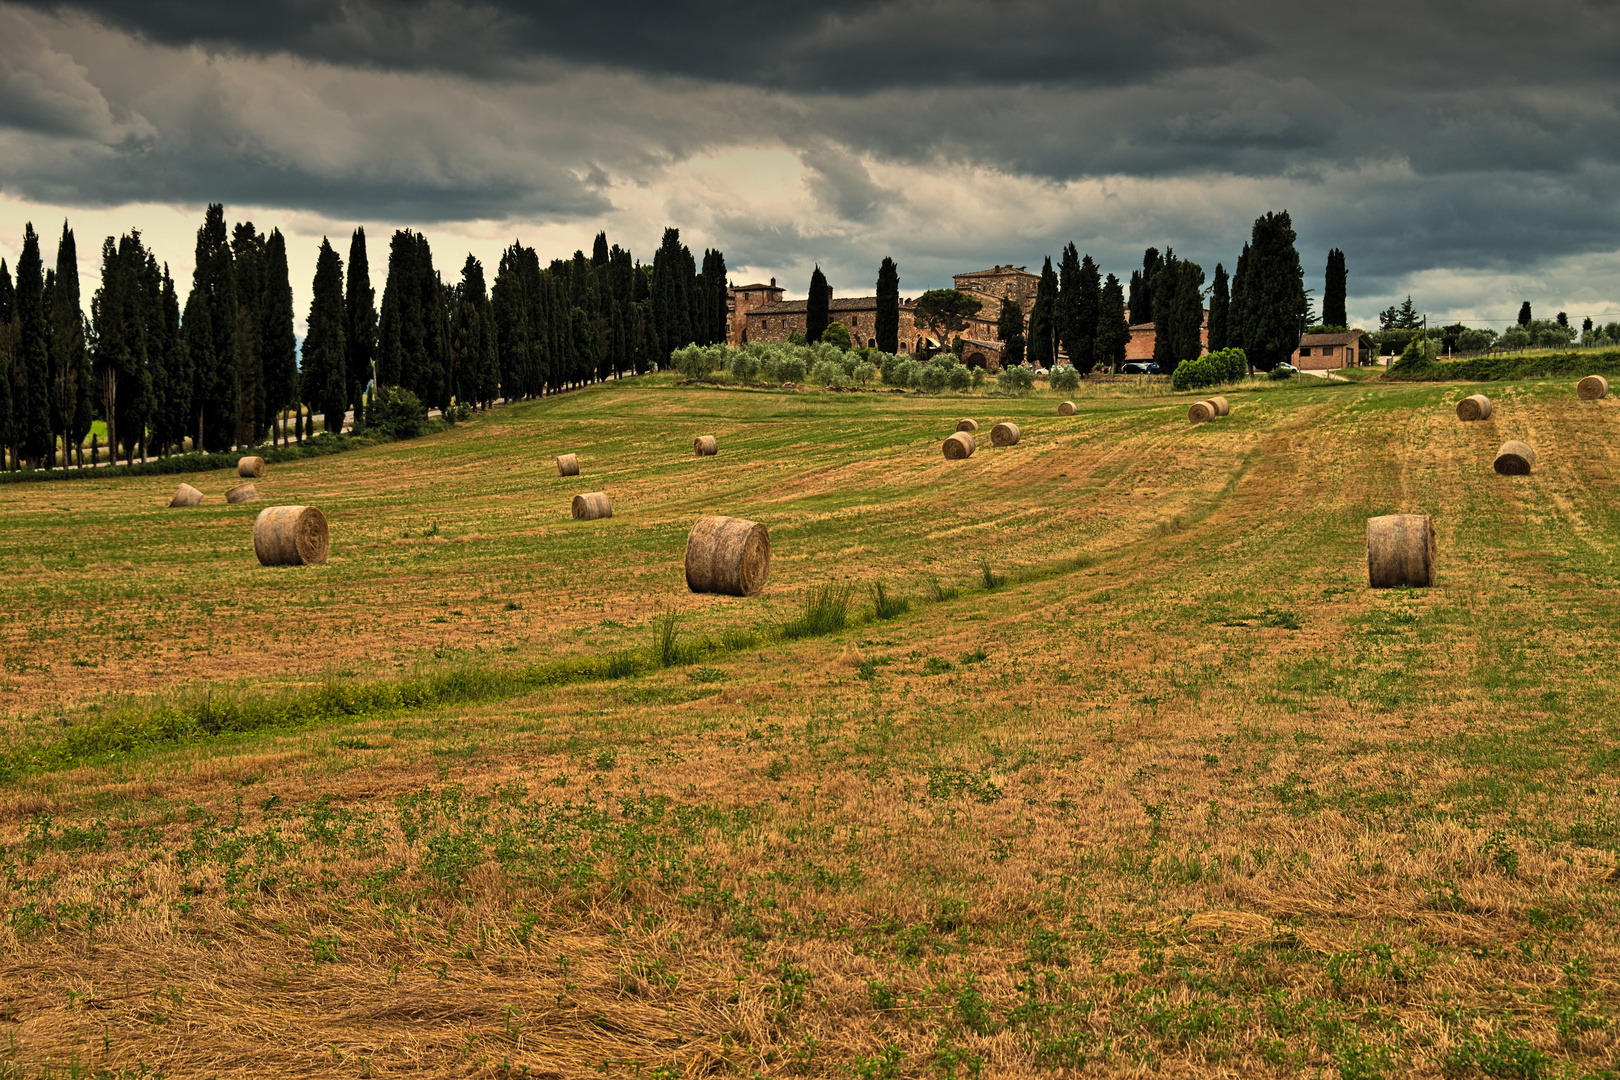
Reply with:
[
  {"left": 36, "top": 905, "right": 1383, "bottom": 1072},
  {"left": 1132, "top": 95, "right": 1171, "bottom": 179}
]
[
  {"left": 1188, "top": 400, "right": 1215, "bottom": 423},
  {"left": 685, "top": 515, "right": 769, "bottom": 596},
  {"left": 556, "top": 453, "right": 579, "bottom": 476},
  {"left": 1493, "top": 440, "right": 1535, "bottom": 475},
  {"left": 237, "top": 456, "right": 265, "bottom": 478},
  {"left": 571, "top": 492, "right": 613, "bottom": 520},
  {"left": 169, "top": 483, "right": 203, "bottom": 507},
  {"left": 694, "top": 435, "right": 718, "bottom": 456},
  {"left": 943, "top": 432, "right": 976, "bottom": 459},
  {"left": 253, "top": 506, "right": 330, "bottom": 566},
  {"left": 990, "top": 421, "right": 1021, "bottom": 446},
  {"left": 1578, "top": 375, "right": 1609, "bottom": 400},
  {"left": 1367, "top": 514, "right": 1435, "bottom": 588},
  {"left": 956, "top": 419, "right": 979, "bottom": 432},
  {"left": 1208, "top": 396, "right": 1230, "bottom": 416},
  {"left": 1057, "top": 401, "right": 1076, "bottom": 416},
  {"left": 1456, "top": 394, "right": 1492, "bottom": 421},
  {"left": 225, "top": 483, "right": 260, "bottom": 504}
]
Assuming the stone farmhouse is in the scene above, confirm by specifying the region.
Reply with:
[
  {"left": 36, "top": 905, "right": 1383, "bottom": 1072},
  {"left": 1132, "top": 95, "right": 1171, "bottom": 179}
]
[{"left": 1125, "top": 312, "right": 1210, "bottom": 362}]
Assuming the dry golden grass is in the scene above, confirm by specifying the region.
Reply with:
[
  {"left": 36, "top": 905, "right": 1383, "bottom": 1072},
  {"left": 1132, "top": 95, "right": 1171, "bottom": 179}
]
[{"left": 4, "top": 378, "right": 1620, "bottom": 1077}]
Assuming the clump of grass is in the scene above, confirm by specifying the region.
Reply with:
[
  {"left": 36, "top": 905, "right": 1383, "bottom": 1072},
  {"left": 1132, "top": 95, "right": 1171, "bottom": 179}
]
[
  {"left": 780, "top": 584, "right": 853, "bottom": 640},
  {"left": 931, "top": 581, "right": 961, "bottom": 603},
  {"left": 871, "top": 581, "right": 910, "bottom": 621},
  {"left": 650, "top": 612, "right": 685, "bottom": 668},
  {"left": 979, "top": 561, "right": 1006, "bottom": 590}
]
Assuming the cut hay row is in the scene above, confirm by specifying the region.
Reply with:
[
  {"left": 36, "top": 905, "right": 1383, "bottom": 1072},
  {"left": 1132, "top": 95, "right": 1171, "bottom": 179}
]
[
  {"left": 1456, "top": 394, "right": 1492, "bottom": 421},
  {"left": 253, "top": 506, "right": 329, "bottom": 567},
  {"left": 1367, "top": 514, "right": 1435, "bottom": 588},
  {"left": 685, "top": 515, "right": 770, "bottom": 596}
]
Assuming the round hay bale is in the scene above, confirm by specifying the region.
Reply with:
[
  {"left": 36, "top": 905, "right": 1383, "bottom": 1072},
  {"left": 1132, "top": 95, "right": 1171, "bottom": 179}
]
[
  {"left": 571, "top": 492, "right": 612, "bottom": 520},
  {"left": 1578, "top": 375, "right": 1609, "bottom": 400},
  {"left": 1367, "top": 514, "right": 1435, "bottom": 589},
  {"left": 956, "top": 419, "right": 979, "bottom": 432},
  {"left": 1456, "top": 394, "right": 1492, "bottom": 421},
  {"left": 685, "top": 515, "right": 769, "bottom": 596},
  {"left": 1208, "top": 396, "right": 1230, "bottom": 417},
  {"left": 990, "top": 421, "right": 1021, "bottom": 446},
  {"left": 943, "top": 432, "right": 976, "bottom": 459},
  {"left": 253, "top": 506, "right": 329, "bottom": 567},
  {"left": 225, "top": 483, "right": 260, "bottom": 504},
  {"left": 1058, "top": 401, "right": 1076, "bottom": 416},
  {"left": 556, "top": 453, "right": 580, "bottom": 476},
  {"left": 1188, "top": 400, "right": 1216, "bottom": 423},
  {"left": 169, "top": 483, "right": 203, "bottom": 507},
  {"left": 237, "top": 456, "right": 265, "bottom": 478},
  {"left": 694, "top": 434, "right": 718, "bottom": 457},
  {"left": 1493, "top": 440, "right": 1536, "bottom": 475}
]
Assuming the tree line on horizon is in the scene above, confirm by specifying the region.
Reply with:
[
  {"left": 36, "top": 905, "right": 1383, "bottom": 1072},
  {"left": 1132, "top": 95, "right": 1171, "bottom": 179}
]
[{"left": 0, "top": 211, "right": 729, "bottom": 469}]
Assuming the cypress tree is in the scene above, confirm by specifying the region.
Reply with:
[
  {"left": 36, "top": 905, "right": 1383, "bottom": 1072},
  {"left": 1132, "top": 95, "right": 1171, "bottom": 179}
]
[
  {"left": 153, "top": 264, "right": 187, "bottom": 455},
  {"left": 49, "top": 222, "right": 87, "bottom": 466},
  {"left": 1241, "top": 211, "right": 1308, "bottom": 371},
  {"left": 1073, "top": 254, "right": 1100, "bottom": 370},
  {"left": 91, "top": 232, "right": 153, "bottom": 462},
  {"left": 1323, "top": 248, "right": 1347, "bottom": 329},
  {"left": 303, "top": 238, "right": 347, "bottom": 433},
  {"left": 180, "top": 283, "right": 211, "bottom": 451},
  {"left": 1056, "top": 244, "right": 1081, "bottom": 364},
  {"left": 345, "top": 227, "right": 377, "bottom": 407},
  {"left": 126, "top": 246, "right": 161, "bottom": 461},
  {"left": 1151, "top": 252, "right": 1181, "bottom": 370},
  {"left": 189, "top": 205, "right": 238, "bottom": 451},
  {"left": 1229, "top": 242, "right": 1253, "bottom": 359},
  {"left": 995, "top": 288, "right": 1025, "bottom": 368},
  {"left": 492, "top": 242, "right": 534, "bottom": 399},
  {"left": 650, "top": 228, "right": 692, "bottom": 364},
  {"left": 1096, "top": 273, "right": 1129, "bottom": 372},
  {"left": 1026, "top": 257, "right": 1059, "bottom": 368},
  {"left": 1208, "top": 263, "right": 1230, "bottom": 353},
  {"left": 876, "top": 256, "right": 900, "bottom": 353},
  {"left": 451, "top": 254, "right": 499, "bottom": 407},
  {"left": 261, "top": 229, "right": 297, "bottom": 444},
  {"left": 1128, "top": 247, "right": 1163, "bottom": 325},
  {"left": 805, "top": 265, "right": 830, "bottom": 343},
  {"left": 0, "top": 261, "right": 13, "bottom": 460},
  {"left": 1518, "top": 301, "right": 1532, "bottom": 327},
  {"left": 17, "top": 224, "right": 52, "bottom": 466},
  {"left": 231, "top": 222, "right": 266, "bottom": 446},
  {"left": 591, "top": 231, "right": 609, "bottom": 268}
]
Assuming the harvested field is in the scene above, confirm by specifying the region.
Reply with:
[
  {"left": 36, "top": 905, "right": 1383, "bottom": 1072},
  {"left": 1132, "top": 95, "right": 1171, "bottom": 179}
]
[{"left": 4, "top": 374, "right": 1620, "bottom": 1077}]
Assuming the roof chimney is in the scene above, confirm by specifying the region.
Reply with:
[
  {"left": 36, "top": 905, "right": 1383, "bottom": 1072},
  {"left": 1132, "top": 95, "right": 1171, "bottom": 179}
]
[{"left": 770, "top": 277, "right": 776, "bottom": 288}]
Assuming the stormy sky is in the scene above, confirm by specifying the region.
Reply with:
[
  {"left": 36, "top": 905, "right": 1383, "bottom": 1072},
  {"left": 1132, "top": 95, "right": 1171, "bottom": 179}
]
[{"left": 2, "top": 0, "right": 1618, "bottom": 332}]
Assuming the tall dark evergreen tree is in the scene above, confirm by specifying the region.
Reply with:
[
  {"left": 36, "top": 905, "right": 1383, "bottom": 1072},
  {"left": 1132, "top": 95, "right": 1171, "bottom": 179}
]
[
  {"left": 1056, "top": 244, "right": 1082, "bottom": 364},
  {"left": 1128, "top": 247, "right": 1164, "bottom": 325},
  {"left": 1236, "top": 210, "right": 1308, "bottom": 371},
  {"left": 1207, "top": 263, "right": 1230, "bottom": 353},
  {"left": 16, "top": 224, "right": 52, "bottom": 465},
  {"left": 650, "top": 228, "right": 693, "bottom": 364},
  {"left": 92, "top": 232, "right": 155, "bottom": 461},
  {"left": 1072, "top": 254, "right": 1101, "bottom": 370},
  {"left": 1096, "top": 273, "right": 1129, "bottom": 372},
  {"left": 345, "top": 227, "right": 378, "bottom": 408},
  {"left": 261, "top": 229, "right": 297, "bottom": 444},
  {"left": 805, "top": 265, "right": 830, "bottom": 344},
  {"left": 0, "top": 261, "right": 13, "bottom": 461},
  {"left": 1518, "top": 301, "right": 1532, "bottom": 326},
  {"left": 995, "top": 290, "right": 1025, "bottom": 368},
  {"left": 875, "top": 256, "right": 900, "bottom": 353},
  {"left": 378, "top": 230, "right": 448, "bottom": 406},
  {"left": 49, "top": 222, "right": 89, "bottom": 467},
  {"left": 1026, "top": 257, "right": 1059, "bottom": 368},
  {"left": 1229, "top": 242, "right": 1252, "bottom": 362},
  {"left": 188, "top": 204, "right": 238, "bottom": 450},
  {"left": 451, "top": 254, "right": 499, "bottom": 409},
  {"left": 303, "top": 238, "right": 348, "bottom": 433},
  {"left": 1323, "top": 248, "right": 1347, "bottom": 329},
  {"left": 151, "top": 264, "right": 188, "bottom": 455},
  {"left": 231, "top": 222, "right": 267, "bottom": 446}
]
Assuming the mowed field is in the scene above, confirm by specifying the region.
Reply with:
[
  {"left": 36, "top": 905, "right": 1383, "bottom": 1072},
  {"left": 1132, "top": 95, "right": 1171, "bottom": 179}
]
[{"left": 3, "top": 375, "right": 1620, "bottom": 1079}]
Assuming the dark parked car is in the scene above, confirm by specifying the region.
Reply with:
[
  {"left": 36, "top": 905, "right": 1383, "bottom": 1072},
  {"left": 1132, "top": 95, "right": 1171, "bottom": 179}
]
[
  {"left": 1146, "top": 363, "right": 1161, "bottom": 374},
  {"left": 1120, "top": 362, "right": 1150, "bottom": 374}
]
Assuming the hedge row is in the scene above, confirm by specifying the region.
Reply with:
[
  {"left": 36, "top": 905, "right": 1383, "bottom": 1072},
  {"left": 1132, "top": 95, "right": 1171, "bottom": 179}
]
[{"left": 1383, "top": 348, "right": 1620, "bottom": 383}]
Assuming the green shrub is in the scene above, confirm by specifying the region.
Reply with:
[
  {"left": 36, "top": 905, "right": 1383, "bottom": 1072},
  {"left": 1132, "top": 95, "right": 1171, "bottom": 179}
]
[
  {"left": 372, "top": 385, "right": 427, "bottom": 439},
  {"left": 671, "top": 344, "right": 712, "bottom": 379},
  {"left": 1049, "top": 364, "right": 1081, "bottom": 392},
  {"left": 1205, "top": 347, "right": 1247, "bottom": 382},
  {"left": 947, "top": 364, "right": 971, "bottom": 392},
  {"left": 971, "top": 367, "right": 986, "bottom": 389},
  {"left": 853, "top": 361, "right": 878, "bottom": 385},
  {"left": 821, "top": 322, "right": 853, "bottom": 350},
  {"left": 811, "top": 359, "right": 845, "bottom": 387},
  {"left": 1171, "top": 357, "right": 1219, "bottom": 392},
  {"left": 778, "top": 355, "right": 808, "bottom": 383},
  {"left": 880, "top": 352, "right": 905, "bottom": 385},
  {"left": 1268, "top": 365, "right": 1295, "bottom": 380},
  {"left": 893, "top": 359, "right": 921, "bottom": 388},
  {"left": 919, "top": 362, "right": 950, "bottom": 393},
  {"left": 728, "top": 349, "right": 759, "bottom": 382},
  {"left": 998, "top": 364, "right": 1036, "bottom": 395}
]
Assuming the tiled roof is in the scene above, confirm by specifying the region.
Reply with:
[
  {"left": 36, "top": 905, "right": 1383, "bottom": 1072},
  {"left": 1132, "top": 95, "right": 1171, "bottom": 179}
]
[
  {"left": 751, "top": 296, "right": 913, "bottom": 315},
  {"left": 1300, "top": 331, "right": 1372, "bottom": 346}
]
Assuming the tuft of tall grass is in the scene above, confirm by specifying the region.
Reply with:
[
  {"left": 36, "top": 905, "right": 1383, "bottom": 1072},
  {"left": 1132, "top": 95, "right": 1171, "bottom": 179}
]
[
  {"left": 870, "top": 581, "right": 910, "bottom": 621},
  {"left": 650, "top": 611, "right": 685, "bottom": 668},
  {"left": 979, "top": 561, "right": 1006, "bottom": 590},
  {"left": 779, "top": 584, "right": 853, "bottom": 640},
  {"left": 931, "top": 581, "right": 961, "bottom": 603}
]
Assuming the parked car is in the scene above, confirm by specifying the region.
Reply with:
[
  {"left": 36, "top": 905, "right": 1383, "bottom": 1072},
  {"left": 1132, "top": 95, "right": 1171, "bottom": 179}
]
[
  {"left": 1120, "top": 362, "right": 1150, "bottom": 374},
  {"left": 1274, "top": 362, "right": 1297, "bottom": 375}
]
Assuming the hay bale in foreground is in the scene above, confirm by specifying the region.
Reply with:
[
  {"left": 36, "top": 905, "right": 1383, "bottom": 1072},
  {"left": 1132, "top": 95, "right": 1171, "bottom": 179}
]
[
  {"left": 556, "top": 453, "right": 580, "bottom": 476},
  {"left": 1058, "top": 401, "right": 1076, "bottom": 416},
  {"left": 1578, "top": 375, "right": 1610, "bottom": 400},
  {"left": 571, "top": 492, "right": 612, "bottom": 520},
  {"left": 990, "top": 421, "right": 1021, "bottom": 446},
  {"left": 694, "top": 434, "right": 718, "bottom": 457},
  {"left": 169, "top": 483, "right": 203, "bottom": 507},
  {"left": 1188, "top": 400, "right": 1216, "bottom": 423},
  {"left": 956, "top": 419, "right": 979, "bottom": 432},
  {"left": 237, "top": 456, "right": 265, "bottom": 478},
  {"left": 943, "top": 432, "right": 976, "bottom": 459},
  {"left": 225, "top": 483, "right": 260, "bottom": 504},
  {"left": 1367, "top": 514, "right": 1435, "bottom": 589},
  {"left": 253, "top": 506, "right": 329, "bottom": 567},
  {"left": 1456, "top": 394, "right": 1492, "bottom": 421},
  {"left": 1208, "top": 396, "right": 1230, "bottom": 417},
  {"left": 685, "top": 515, "right": 769, "bottom": 596},
  {"left": 1494, "top": 440, "right": 1536, "bottom": 475}
]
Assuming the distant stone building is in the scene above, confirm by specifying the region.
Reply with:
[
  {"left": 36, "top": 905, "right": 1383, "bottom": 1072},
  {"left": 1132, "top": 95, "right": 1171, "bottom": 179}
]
[
  {"left": 1124, "top": 309, "right": 1210, "bottom": 362},
  {"left": 744, "top": 291, "right": 921, "bottom": 350},
  {"left": 950, "top": 265, "right": 1041, "bottom": 369},
  {"left": 726, "top": 279, "right": 786, "bottom": 345}
]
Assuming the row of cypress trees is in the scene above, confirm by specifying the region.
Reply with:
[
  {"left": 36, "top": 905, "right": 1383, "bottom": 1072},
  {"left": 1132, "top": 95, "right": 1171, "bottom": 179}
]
[
  {"left": 1019, "top": 250, "right": 1131, "bottom": 371},
  {"left": 0, "top": 211, "right": 728, "bottom": 467}
]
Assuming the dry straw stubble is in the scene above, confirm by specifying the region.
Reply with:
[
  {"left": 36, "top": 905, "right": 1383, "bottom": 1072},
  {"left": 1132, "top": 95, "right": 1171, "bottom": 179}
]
[
  {"left": 237, "top": 456, "right": 265, "bottom": 478},
  {"left": 253, "top": 505, "right": 330, "bottom": 566},
  {"left": 956, "top": 419, "right": 979, "bottom": 432},
  {"left": 225, "top": 483, "right": 260, "bottom": 504},
  {"left": 169, "top": 483, "right": 203, "bottom": 507},
  {"left": 556, "top": 453, "right": 580, "bottom": 476},
  {"left": 571, "top": 492, "right": 612, "bottom": 520},
  {"left": 1367, "top": 513, "right": 1436, "bottom": 588},
  {"left": 1456, "top": 394, "right": 1493, "bottom": 421},
  {"left": 694, "top": 435, "right": 718, "bottom": 457},
  {"left": 1494, "top": 440, "right": 1536, "bottom": 475},
  {"left": 1578, "top": 375, "right": 1610, "bottom": 400},
  {"left": 1058, "top": 401, "right": 1076, "bottom": 416},
  {"left": 685, "top": 515, "right": 770, "bottom": 596},
  {"left": 990, "top": 421, "right": 1021, "bottom": 446},
  {"left": 943, "top": 432, "right": 976, "bottom": 459}
]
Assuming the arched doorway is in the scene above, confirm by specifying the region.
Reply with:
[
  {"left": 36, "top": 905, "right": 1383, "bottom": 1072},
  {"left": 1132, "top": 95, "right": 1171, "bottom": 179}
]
[{"left": 965, "top": 352, "right": 988, "bottom": 369}]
